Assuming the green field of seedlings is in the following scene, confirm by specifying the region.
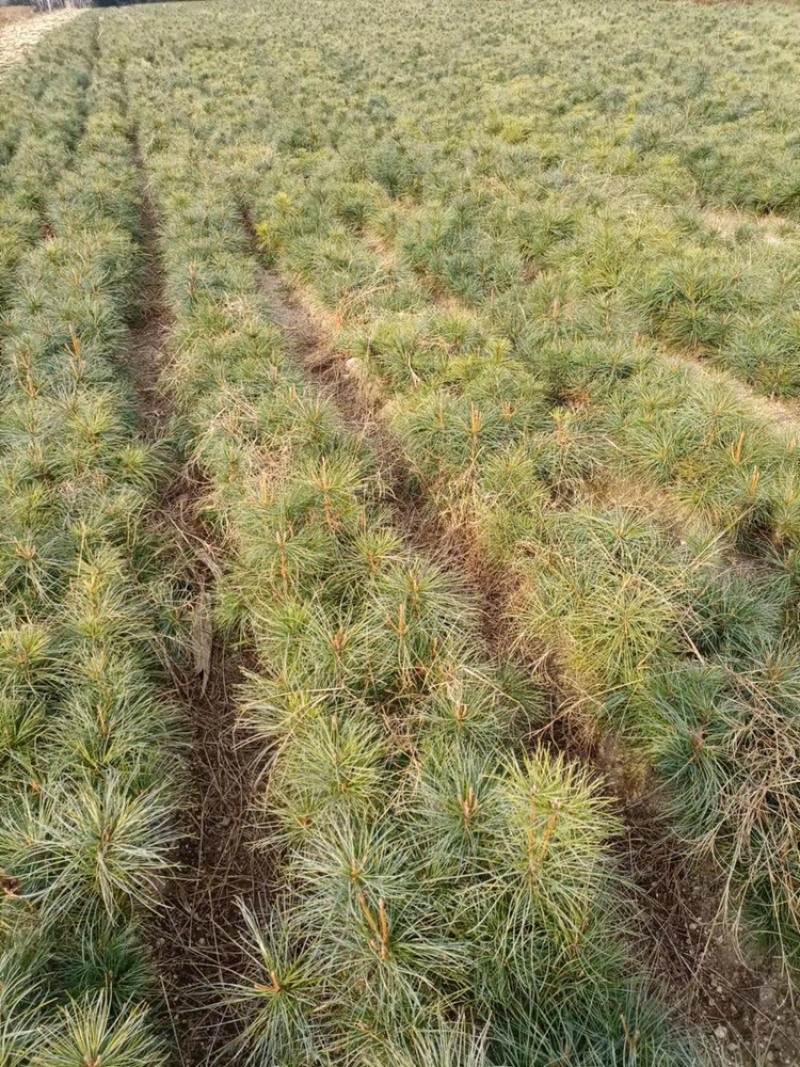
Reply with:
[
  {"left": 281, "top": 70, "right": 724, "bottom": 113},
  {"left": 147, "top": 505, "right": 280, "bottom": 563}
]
[{"left": 3, "top": 1, "right": 800, "bottom": 1064}]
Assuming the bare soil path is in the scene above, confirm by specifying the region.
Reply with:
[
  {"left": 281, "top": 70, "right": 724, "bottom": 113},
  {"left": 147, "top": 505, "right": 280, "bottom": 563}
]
[{"left": 126, "top": 158, "right": 268, "bottom": 1067}]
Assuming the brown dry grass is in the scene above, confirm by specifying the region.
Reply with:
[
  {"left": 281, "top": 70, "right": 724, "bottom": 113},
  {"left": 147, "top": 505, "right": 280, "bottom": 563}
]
[
  {"left": 0, "top": 7, "right": 34, "bottom": 28},
  {"left": 0, "top": 8, "right": 81, "bottom": 77}
]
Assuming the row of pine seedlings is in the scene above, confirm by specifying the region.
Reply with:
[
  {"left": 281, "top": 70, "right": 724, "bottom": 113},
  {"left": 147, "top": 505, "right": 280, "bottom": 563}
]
[
  {"left": 0, "top": 18, "right": 97, "bottom": 307},
  {"left": 238, "top": 131, "right": 800, "bottom": 977},
  {"left": 1, "top": 29, "right": 181, "bottom": 1067},
  {"left": 124, "top": 56, "right": 701, "bottom": 1065}
]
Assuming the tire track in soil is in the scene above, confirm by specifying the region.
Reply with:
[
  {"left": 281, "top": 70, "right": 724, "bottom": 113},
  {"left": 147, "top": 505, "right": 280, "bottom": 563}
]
[
  {"left": 246, "top": 232, "right": 800, "bottom": 1067},
  {"left": 125, "top": 157, "right": 268, "bottom": 1067}
]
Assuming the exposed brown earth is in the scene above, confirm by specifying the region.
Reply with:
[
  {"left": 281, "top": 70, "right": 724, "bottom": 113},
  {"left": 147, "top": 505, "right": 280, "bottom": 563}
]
[
  {"left": 125, "top": 156, "right": 268, "bottom": 1067},
  {"left": 0, "top": 8, "right": 81, "bottom": 78},
  {"left": 0, "top": 7, "right": 35, "bottom": 27}
]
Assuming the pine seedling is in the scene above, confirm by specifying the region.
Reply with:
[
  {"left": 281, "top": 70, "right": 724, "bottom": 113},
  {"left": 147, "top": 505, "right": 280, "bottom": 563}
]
[
  {"left": 290, "top": 817, "right": 411, "bottom": 942},
  {"left": 53, "top": 919, "right": 156, "bottom": 1009},
  {"left": 418, "top": 661, "right": 516, "bottom": 747},
  {"left": 488, "top": 975, "right": 702, "bottom": 1066},
  {"left": 370, "top": 1017, "right": 494, "bottom": 1067},
  {"left": 353, "top": 315, "right": 431, "bottom": 391},
  {"left": 0, "top": 966, "right": 43, "bottom": 1067},
  {"left": 341, "top": 523, "right": 406, "bottom": 588},
  {"left": 284, "top": 452, "right": 374, "bottom": 538},
  {"left": 0, "top": 529, "right": 68, "bottom": 615},
  {"left": 518, "top": 541, "right": 680, "bottom": 705},
  {"left": 228, "top": 491, "right": 340, "bottom": 605},
  {"left": 525, "top": 413, "right": 599, "bottom": 500},
  {"left": 246, "top": 595, "right": 373, "bottom": 696},
  {"left": 364, "top": 559, "right": 479, "bottom": 696},
  {"left": 770, "top": 469, "right": 800, "bottom": 548},
  {"left": 44, "top": 669, "right": 179, "bottom": 791},
  {"left": 111, "top": 443, "right": 168, "bottom": 496},
  {"left": 644, "top": 648, "right": 800, "bottom": 969},
  {"left": 58, "top": 391, "right": 132, "bottom": 481},
  {"left": 396, "top": 394, "right": 506, "bottom": 483},
  {"left": 265, "top": 708, "right": 390, "bottom": 845},
  {"left": 687, "top": 567, "right": 789, "bottom": 659},
  {"left": 244, "top": 593, "right": 317, "bottom": 666},
  {"left": 223, "top": 905, "right": 319, "bottom": 1067},
  {"left": 58, "top": 486, "right": 130, "bottom": 552},
  {"left": 612, "top": 411, "right": 694, "bottom": 489},
  {"left": 725, "top": 311, "right": 800, "bottom": 398},
  {"left": 475, "top": 749, "right": 621, "bottom": 986},
  {"left": 0, "top": 620, "right": 58, "bottom": 700},
  {"left": 240, "top": 668, "right": 331, "bottom": 753},
  {"left": 455, "top": 449, "right": 550, "bottom": 569},
  {"left": 0, "top": 695, "right": 44, "bottom": 792},
  {"left": 256, "top": 388, "right": 348, "bottom": 458},
  {"left": 282, "top": 604, "right": 376, "bottom": 693},
  {"left": 640, "top": 258, "right": 739, "bottom": 352},
  {"left": 60, "top": 547, "right": 151, "bottom": 650},
  {"left": 639, "top": 662, "right": 736, "bottom": 845},
  {"left": 409, "top": 737, "right": 498, "bottom": 881},
  {"left": 31, "top": 993, "right": 165, "bottom": 1067},
  {"left": 2, "top": 774, "right": 175, "bottom": 926},
  {"left": 0, "top": 472, "right": 57, "bottom": 536},
  {"left": 298, "top": 864, "right": 470, "bottom": 1045}
]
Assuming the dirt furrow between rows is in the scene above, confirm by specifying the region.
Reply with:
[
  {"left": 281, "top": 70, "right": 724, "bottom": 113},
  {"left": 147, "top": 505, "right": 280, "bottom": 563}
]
[
  {"left": 125, "top": 157, "right": 267, "bottom": 1067},
  {"left": 251, "top": 258, "right": 800, "bottom": 1066},
  {"left": 255, "top": 267, "right": 510, "bottom": 654}
]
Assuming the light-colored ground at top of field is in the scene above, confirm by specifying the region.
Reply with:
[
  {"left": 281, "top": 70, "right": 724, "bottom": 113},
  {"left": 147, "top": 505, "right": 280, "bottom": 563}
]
[
  {"left": 0, "top": 7, "right": 81, "bottom": 77},
  {"left": 0, "top": 5, "right": 36, "bottom": 25}
]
